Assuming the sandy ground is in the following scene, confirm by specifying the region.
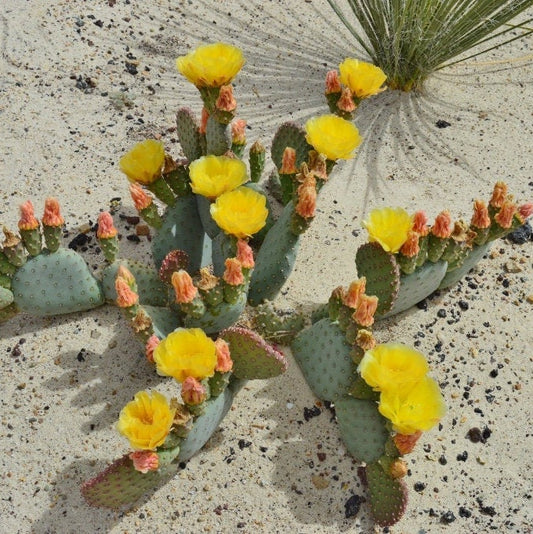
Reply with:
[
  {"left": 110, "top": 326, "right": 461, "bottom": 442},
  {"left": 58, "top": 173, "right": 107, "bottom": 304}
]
[{"left": 1, "top": 1, "right": 532, "bottom": 533}]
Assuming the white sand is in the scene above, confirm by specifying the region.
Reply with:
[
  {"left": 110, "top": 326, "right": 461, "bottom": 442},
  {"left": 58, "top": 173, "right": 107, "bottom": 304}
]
[{"left": 1, "top": 1, "right": 532, "bottom": 533}]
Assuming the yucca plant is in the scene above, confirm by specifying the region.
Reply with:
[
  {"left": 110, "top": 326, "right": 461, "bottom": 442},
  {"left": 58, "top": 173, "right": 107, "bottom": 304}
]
[{"left": 327, "top": 0, "right": 533, "bottom": 91}]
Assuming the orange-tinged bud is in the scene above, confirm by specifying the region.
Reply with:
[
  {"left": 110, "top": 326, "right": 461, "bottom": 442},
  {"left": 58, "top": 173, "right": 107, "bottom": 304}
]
[
  {"left": 295, "top": 174, "right": 317, "bottom": 219},
  {"left": 308, "top": 151, "right": 328, "bottom": 181},
  {"left": 200, "top": 107, "right": 209, "bottom": 135},
  {"left": 354, "top": 294, "right": 378, "bottom": 327},
  {"left": 494, "top": 201, "right": 517, "bottom": 229},
  {"left": 400, "top": 231, "right": 420, "bottom": 257},
  {"left": 231, "top": 119, "right": 247, "bottom": 145},
  {"left": 389, "top": 458, "right": 408, "bottom": 479},
  {"left": 214, "top": 338, "right": 233, "bottom": 373},
  {"left": 393, "top": 431, "right": 422, "bottom": 455},
  {"left": 412, "top": 211, "right": 429, "bottom": 236},
  {"left": 171, "top": 270, "right": 198, "bottom": 303},
  {"left": 97, "top": 211, "right": 118, "bottom": 239},
  {"left": 181, "top": 376, "right": 207, "bottom": 405},
  {"left": 280, "top": 147, "right": 297, "bottom": 174},
  {"left": 518, "top": 202, "right": 533, "bottom": 222},
  {"left": 145, "top": 334, "right": 160, "bottom": 364},
  {"left": 215, "top": 84, "right": 237, "bottom": 112},
  {"left": 130, "top": 183, "right": 153, "bottom": 211},
  {"left": 343, "top": 278, "right": 366, "bottom": 309},
  {"left": 115, "top": 277, "right": 139, "bottom": 307},
  {"left": 198, "top": 267, "right": 219, "bottom": 291},
  {"left": 471, "top": 200, "right": 490, "bottom": 229},
  {"left": 18, "top": 200, "right": 39, "bottom": 231},
  {"left": 325, "top": 70, "right": 342, "bottom": 94},
  {"left": 489, "top": 181, "right": 508, "bottom": 209},
  {"left": 117, "top": 265, "right": 136, "bottom": 286},
  {"left": 431, "top": 211, "right": 452, "bottom": 238},
  {"left": 129, "top": 451, "right": 159, "bottom": 473},
  {"left": 223, "top": 257, "right": 244, "bottom": 286},
  {"left": 337, "top": 86, "right": 356, "bottom": 113},
  {"left": 42, "top": 197, "right": 64, "bottom": 227},
  {"left": 236, "top": 239, "right": 255, "bottom": 269}
]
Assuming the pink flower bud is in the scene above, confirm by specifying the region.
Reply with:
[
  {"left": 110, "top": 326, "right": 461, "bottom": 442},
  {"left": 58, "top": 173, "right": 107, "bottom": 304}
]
[
  {"left": 223, "top": 258, "right": 244, "bottom": 286},
  {"left": 42, "top": 198, "right": 64, "bottom": 227},
  {"left": 470, "top": 200, "right": 490, "bottom": 229},
  {"left": 231, "top": 119, "right": 247, "bottom": 145},
  {"left": 325, "top": 70, "right": 342, "bottom": 94},
  {"left": 130, "top": 183, "right": 153, "bottom": 211},
  {"left": 129, "top": 451, "right": 159, "bottom": 473},
  {"left": 489, "top": 181, "right": 508, "bottom": 209},
  {"left": 18, "top": 200, "right": 40, "bottom": 231},
  {"left": 343, "top": 278, "right": 366, "bottom": 309},
  {"left": 337, "top": 86, "right": 356, "bottom": 113},
  {"left": 236, "top": 239, "right": 255, "bottom": 269},
  {"left": 115, "top": 277, "right": 139, "bottom": 308},
  {"left": 353, "top": 294, "right": 378, "bottom": 327},
  {"left": 97, "top": 211, "right": 118, "bottom": 239},
  {"left": 518, "top": 202, "right": 533, "bottom": 222},
  {"left": 215, "top": 85, "right": 237, "bottom": 112},
  {"left": 295, "top": 174, "right": 317, "bottom": 219},
  {"left": 200, "top": 107, "right": 209, "bottom": 135},
  {"left": 171, "top": 270, "right": 198, "bottom": 303},
  {"left": 494, "top": 201, "right": 517, "bottom": 229},
  {"left": 431, "top": 210, "right": 452, "bottom": 238},
  {"left": 400, "top": 231, "right": 420, "bottom": 257},
  {"left": 181, "top": 376, "right": 207, "bottom": 405},
  {"left": 214, "top": 338, "right": 233, "bottom": 373},
  {"left": 145, "top": 334, "right": 160, "bottom": 363},
  {"left": 412, "top": 211, "right": 429, "bottom": 236},
  {"left": 280, "top": 147, "right": 297, "bottom": 174}
]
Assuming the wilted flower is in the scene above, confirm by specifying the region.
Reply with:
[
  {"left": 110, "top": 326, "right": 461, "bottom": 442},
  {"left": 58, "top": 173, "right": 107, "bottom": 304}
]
[
  {"left": 353, "top": 294, "right": 378, "bottom": 327},
  {"left": 494, "top": 201, "right": 517, "bottom": 229},
  {"left": 431, "top": 211, "right": 453, "bottom": 238},
  {"left": 210, "top": 186, "right": 268, "bottom": 238},
  {"left": 389, "top": 458, "right": 408, "bottom": 479},
  {"left": 231, "top": 119, "right": 247, "bottom": 145},
  {"left": 223, "top": 257, "right": 244, "bottom": 286},
  {"left": 181, "top": 376, "right": 207, "bottom": 406},
  {"left": 154, "top": 328, "right": 217, "bottom": 383},
  {"left": 393, "top": 431, "right": 422, "bottom": 455},
  {"left": 236, "top": 239, "right": 255, "bottom": 269},
  {"left": 305, "top": 114, "right": 362, "bottom": 161},
  {"left": 355, "top": 328, "right": 376, "bottom": 351},
  {"left": 119, "top": 140, "right": 165, "bottom": 185},
  {"left": 18, "top": 200, "right": 39, "bottom": 231},
  {"left": 339, "top": 58, "right": 387, "bottom": 99},
  {"left": 280, "top": 147, "right": 297, "bottom": 174},
  {"left": 400, "top": 231, "right": 420, "bottom": 257},
  {"left": 214, "top": 338, "right": 233, "bottom": 373},
  {"left": 115, "top": 277, "right": 138, "bottom": 308},
  {"left": 176, "top": 42, "right": 245, "bottom": 88},
  {"left": 471, "top": 200, "right": 490, "bottom": 229},
  {"left": 189, "top": 155, "right": 248, "bottom": 199},
  {"left": 412, "top": 211, "right": 429, "bottom": 236},
  {"left": 343, "top": 278, "right": 366, "bottom": 309},
  {"left": 518, "top": 202, "right": 533, "bottom": 222},
  {"left": 295, "top": 174, "right": 317, "bottom": 219},
  {"left": 215, "top": 84, "right": 237, "bottom": 112},
  {"left": 363, "top": 207, "right": 413, "bottom": 253},
  {"left": 378, "top": 376, "right": 446, "bottom": 435},
  {"left": 42, "top": 198, "right": 64, "bottom": 227},
  {"left": 358, "top": 343, "right": 429, "bottom": 393},
  {"left": 145, "top": 334, "right": 160, "bottom": 364},
  {"left": 117, "top": 390, "right": 175, "bottom": 450},
  {"left": 325, "top": 70, "right": 342, "bottom": 94},
  {"left": 129, "top": 183, "right": 153, "bottom": 211},
  {"left": 337, "top": 86, "right": 356, "bottom": 113},
  {"left": 171, "top": 270, "right": 198, "bottom": 304},
  {"left": 489, "top": 181, "right": 508, "bottom": 209},
  {"left": 129, "top": 450, "right": 159, "bottom": 473},
  {"left": 96, "top": 212, "right": 117, "bottom": 239}
]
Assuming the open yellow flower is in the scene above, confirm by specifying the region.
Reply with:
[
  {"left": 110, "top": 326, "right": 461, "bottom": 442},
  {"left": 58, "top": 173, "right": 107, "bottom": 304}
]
[
  {"left": 305, "top": 115, "right": 361, "bottom": 161},
  {"left": 119, "top": 139, "right": 165, "bottom": 185},
  {"left": 176, "top": 43, "right": 245, "bottom": 88},
  {"left": 210, "top": 186, "right": 268, "bottom": 238},
  {"left": 359, "top": 343, "right": 429, "bottom": 393},
  {"left": 363, "top": 207, "right": 413, "bottom": 253},
  {"left": 339, "top": 58, "right": 387, "bottom": 99},
  {"left": 117, "top": 390, "right": 175, "bottom": 450},
  {"left": 189, "top": 155, "right": 248, "bottom": 198},
  {"left": 154, "top": 328, "right": 217, "bottom": 383},
  {"left": 378, "top": 376, "right": 446, "bottom": 435}
]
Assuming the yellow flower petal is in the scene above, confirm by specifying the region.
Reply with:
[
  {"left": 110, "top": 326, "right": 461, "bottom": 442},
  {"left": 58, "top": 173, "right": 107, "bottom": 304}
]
[
  {"left": 176, "top": 43, "right": 245, "bottom": 88},
  {"left": 119, "top": 139, "right": 165, "bottom": 185},
  {"left": 117, "top": 390, "right": 175, "bottom": 450},
  {"left": 210, "top": 186, "right": 268, "bottom": 239},
  {"left": 339, "top": 58, "right": 387, "bottom": 99},
  {"left": 378, "top": 376, "right": 446, "bottom": 435},
  {"left": 358, "top": 343, "right": 429, "bottom": 393},
  {"left": 189, "top": 155, "right": 248, "bottom": 198},
  {"left": 363, "top": 207, "right": 413, "bottom": 253},
  {"left": 154, "top": 328, "right": 217, "bottom": 383},
  {"left": 305, "top": 114, "right": 362, "bottom": 161}
]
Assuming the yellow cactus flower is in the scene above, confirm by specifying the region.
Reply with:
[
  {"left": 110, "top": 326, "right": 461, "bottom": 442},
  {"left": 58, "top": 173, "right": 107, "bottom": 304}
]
[
  {"left": 378, "top": 376, "right": 446, "bottom": 435},
  {"left": 176, "top": 43, "right": 245, "bottom": 88},
  {"left": 339, "top": 58, "right": 387, "bottom": 99},
  {"left": 119, "top": 139, "right": 165, "bottom": 185},
  {"left": 154, "top": 328, "right": 217, "bottom": 383},
  {"left": 358, "top": 343, "right": 429, "bottom": 393},
  {"left": 117, "top": 390, "right": 175, "bottom": 450},
  {"left": 189, "top": 155, "right": 248, "bottom": 198},
  {"left": 210, "top": 186, "right": 268, "bottom": 238},
  {"left": 363, "top": 207, "right": 413, "bottom": 253},
  {"left": 305, "top": 114, "right": 362, "bottom": 161}
]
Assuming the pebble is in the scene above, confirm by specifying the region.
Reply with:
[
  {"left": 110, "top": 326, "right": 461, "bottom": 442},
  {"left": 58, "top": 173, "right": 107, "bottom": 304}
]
[
  {"left": 504, "top": 261, "right": 522, "bottom": 273},
  {"left": 310, "top": 474, "right": 329, "bottom": 489}
]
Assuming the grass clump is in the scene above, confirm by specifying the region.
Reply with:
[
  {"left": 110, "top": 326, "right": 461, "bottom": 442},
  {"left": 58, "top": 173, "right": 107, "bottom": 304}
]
[{"left": 327, "top": 0, "right": 533, "bottom": 91}]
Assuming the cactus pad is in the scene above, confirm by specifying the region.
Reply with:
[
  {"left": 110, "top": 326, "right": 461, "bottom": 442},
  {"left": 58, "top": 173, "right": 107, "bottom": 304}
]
[
  {"left": 355, "top": 243, "right": 400, "bottom": 316},
  {"left": 205, "top": 115, "right": 231, "bottom": 156},
  {"left": 271, "top": 121, "right": 312, "bottom": 170},
  {"left": 143, "top": 305, "right": 181, "bottom": 338},
  {"left": 220, "top": 326, "right": 288, "bottom": 379},
  {"left": 290, "top": 318, "right": 358, "bottom": 401},
  {"left": 335, "top": 397, "right": 389, "bottom": 463},
  {"left": 0, "top": 286, "right": 14, "bottom": 308},
  {"left": 11, "top": 249, "right": 104, "bottom": 316},
  {"left": 176, "top": 107, "right": 203, "bottom": 162},
  {"left": 365, "top": 462, "right": 408, "bottom": 527},
  {"left": 438, "top": 242, "right": 491, "bottom": 289}
]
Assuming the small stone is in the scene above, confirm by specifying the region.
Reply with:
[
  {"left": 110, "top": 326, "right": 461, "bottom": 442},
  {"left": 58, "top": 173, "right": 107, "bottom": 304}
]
[
  {"left": 311, "top": 474, "right": 329, "bottom": 489},
  {"left": 440, "top": 511, "right": 456, "bottom": 524},
  {"left": 344, "top": 494, "right": 364, "bottom": 518},
  {"left": 136, "top": 223, "right": 150, "bottom": 236},
  {"left": 476, "top": 456, "right": 486, "bottom": 465},
  {"left": 467, "top": 427, "right": 483, "bottom": 443},
  {"left": 526, "top": 295, "right": 533, "bottom": 304},
  {"left": 504, "top": 261, "right": 522, "bottom": 273}
]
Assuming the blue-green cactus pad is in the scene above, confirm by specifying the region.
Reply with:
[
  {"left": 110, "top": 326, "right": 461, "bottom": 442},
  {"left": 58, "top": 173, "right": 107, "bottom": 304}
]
[
  {"left": 291, "top": 318, "right": 358, "bottom": 401},
  {"left": 438, "top": 242, "right": 491, "bottom": 289},
  {"left": 11, "top": 249, "right": 104, "bottom": 316},
  {"left": 271, "top": 121, "right": 312, "bottom": 170},
  {"left": 220, "top": 326, "right": 288, "bottom": 379},
  {"left": 101, "top": 260, "right": 168, "bottom": 307},
  {"left": 0, "top": 286, "right": 14, "bottom": 308},
  {"left": 143, "top": 305, "right": 181, "bottom": 338},
  {"left": 335, "top": 396, "right": 389, "bottom": 463},
  {"left": 196, "top": 194, "right": 220, "bottom": 239}
]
